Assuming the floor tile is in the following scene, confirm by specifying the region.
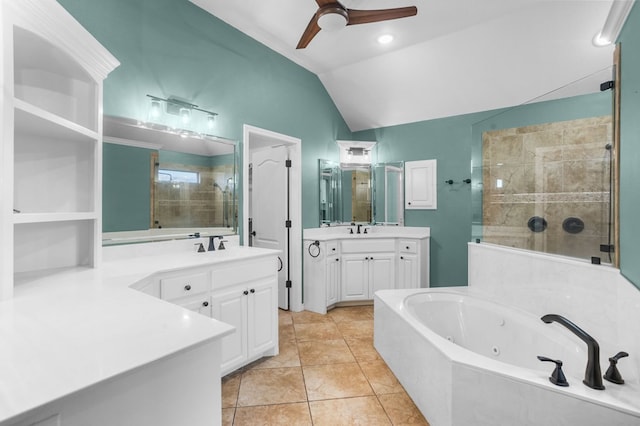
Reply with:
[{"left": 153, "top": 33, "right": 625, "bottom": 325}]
[
  {"left": 278, "top": 309, "right": 293, "bottom": 325},
  {"left": 328, "top": 306, "right": 374, "bottom": 322},
  {"left": 309, "top": 396, "right": 391, "bottom": 425},
  {"left": 251, "top": 339, "right": 300, "bottom": 369},
  {"left": 294, "top": 322, "right": 342, "bottom": 341},
  {"left": 345, "top": 337, "right": 381, "bottom": 362},
  {"left": 303, "top": 363, "right": 373, "bottom": 401},
  {"left": 291, "top": 310, "right": 335, "bottom": 324},
  {"left": 378, "top": 392, "right": 430, "bottom": 425},
  {"left": 359, "top": 360, "right": 405, "bottom": 395},
  {"left": 298, "top": 339, "right": 355, "bottom": 366},
  {"left": 234, "top": 402, "right": 312, "bottom": 426},
  {"left": 221, "top": 407, "right": 235, "bottom": 426},
  {"left": 221, "top": 372, "right": 241, "bottom": 408},
  {"left": 335, "top": 319, "right": 374, "bottom": 339},
  {"left": 279, "top": 323, "right": 295, "bottom": 341},
  {"left": 237, "top": 367, "right": 307, "bottom": 406}
]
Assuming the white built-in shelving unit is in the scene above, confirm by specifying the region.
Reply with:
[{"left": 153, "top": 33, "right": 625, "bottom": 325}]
[{"left": 0, "top": 0, "right": 119, "bottom": 300}]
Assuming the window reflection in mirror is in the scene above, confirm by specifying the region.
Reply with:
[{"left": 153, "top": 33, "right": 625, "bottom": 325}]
[
  {"left": 102, "top": 115, "right": 237, "bottom": 245},
  {"left": 373, "top": 162, "right": 404, "bottom": 225}
]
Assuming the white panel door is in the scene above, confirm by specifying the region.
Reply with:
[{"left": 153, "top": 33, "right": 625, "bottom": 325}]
[
  {"left": 251, "top": 146, "right": 288, "bottom": 309},
  {"left": 405, "top": 159, "right": 437, "bottom": 210},
  {"left": 247, "top": 279, "right": 277, "bottom": 357},
  {"left": 369, "top": 254, "right": 395, "bottom": 295},
  {"left": 341, "top": 255, "right": 368, "bottom": 301}
]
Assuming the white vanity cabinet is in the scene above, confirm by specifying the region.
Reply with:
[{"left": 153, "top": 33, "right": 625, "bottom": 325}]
[
  {"left": 0, "top": 0, "right": 119, "bottom": 300},
  {"left": 133, "top": 254, "right": 278, "bottom": 375},
  {"left": 303, "top": 227, "right": 430, "bottom": 314},
  {"left": 341, "top": 239, "right": 396, "bottom": 301}
]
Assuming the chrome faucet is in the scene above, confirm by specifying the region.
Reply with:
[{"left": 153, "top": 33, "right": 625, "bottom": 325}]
[{"left": 541, "top": 314, "right": 604, "bottom": 390}]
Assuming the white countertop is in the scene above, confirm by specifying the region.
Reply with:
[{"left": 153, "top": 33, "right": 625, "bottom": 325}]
[
  {"left": 304, "top": 226, "right": 430, "bottom": 241},
  {"left": 0, "top": 244, "right": 278, "bottom": 423}
]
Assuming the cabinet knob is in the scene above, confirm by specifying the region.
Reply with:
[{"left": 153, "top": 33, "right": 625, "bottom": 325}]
[
  {"left": 332, "top": 248, "right": 336, "bottom": 251},
  {"left": 336, "top": 258, "right": 339, "bottom": 261},
  {"left": 184, "top": 284, "right": 191, "bottom": 291},
  {"left": 400, "top": 256, "right": 404, "bottom": 259},
  {"left": 202, "top": 301, "right": 209, "bottom": 307},
  {"left": 243, "top": 290, "right": 249, "bottom": 295},
  {"left": 370, "top": 257, "right": 374, "bottom": 260},
  {"left": 250, "top": 288, "right": 256, "bottom": 293},
  {"left": 408, "top": 202, "right": 412, "bottom": 205},
  {"left": 406, "top": 246, "right": 410, "bottom": 250}
]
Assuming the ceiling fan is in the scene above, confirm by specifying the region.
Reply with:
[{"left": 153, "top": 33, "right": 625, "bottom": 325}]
[{"left": 296, "top": 0, "right": 418, "bottom": 49}]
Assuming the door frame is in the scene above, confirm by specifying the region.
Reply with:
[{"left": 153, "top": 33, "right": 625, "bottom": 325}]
[{"left": 243, "top": 124, "right": 303, "bottom": 312}]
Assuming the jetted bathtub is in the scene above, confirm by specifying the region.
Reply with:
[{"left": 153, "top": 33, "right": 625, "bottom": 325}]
[{"left": 374, "top": 289, "right": 640, "bottom": 426}]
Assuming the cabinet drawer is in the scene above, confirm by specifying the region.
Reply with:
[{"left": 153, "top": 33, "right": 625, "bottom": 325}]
[
  {"left": 341, "top": 239, "right": 395, "bottom": 253},
  {"left": 160, "top": 272, "right": 209, "bottom": 300},
  {"left": 326, "top": 242, "right": 339, "bottom": 255},
  {"left": 399, "top": 240, "right": 418, "bottom": 254}
]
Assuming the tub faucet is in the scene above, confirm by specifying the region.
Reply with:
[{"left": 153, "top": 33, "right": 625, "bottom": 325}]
[{"left": 541, "top": 314, "right": 604, "bottom": 390}]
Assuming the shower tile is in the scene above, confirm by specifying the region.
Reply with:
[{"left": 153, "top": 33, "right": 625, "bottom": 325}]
[
  {"left": 490, "top": 134, "right": 524, "bottom": 165},
  {"left": 562, "top": 159, "right": 608, "bottom": 193},
  {"left": 303, "top": 363, "right": 373, "bottom": 400},
  {"left": 563, "top": 124, "right": 609, "bottom": 146},
  {"left": 378, "top": 391, "right": 430, "bottom": 425},
  {"left": 294, "top": 322, "right": 342, "bottom": 341},
  {"left": 562, "top": 142, "right": 609, "bottom": 161},
  {"left": 359, "top": 360, "right": 405, "bottom": 395},
  {"left": 237, "top": 367, "right": 307, "bottom": 406},
  {"left": 523, "top": 130, "right": 563, "bottom": 163},
  {"left": 233, "top": 403, "right": 312, "bottom": 426},
  {"left": 309, "top": 396, "right": 391, "bottom": 426},
  {"left": 298, "top": 339, "right": 355, "bottom": 365}
]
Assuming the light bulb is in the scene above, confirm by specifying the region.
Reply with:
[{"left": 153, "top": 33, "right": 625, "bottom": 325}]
[
  {"left": 207, "top": 114, "right": 215, "bottom": 129},
  {"left": 180, "top": 107, "right": 190, "bottom": 124},
  {"left": 150, "top": 100, "right": 161, "bottom": 118}
]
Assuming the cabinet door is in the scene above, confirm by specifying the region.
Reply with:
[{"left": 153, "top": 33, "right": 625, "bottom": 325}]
[
  {"left": 211, "top": 287, "right": 248, "bottom": 373},
  {"left": 341, "top": 255, "right": 369, "bottom": 301},
  {"left": 326, "top": 256, "right": 340, "bottom": 306},
  {"left": 398, "top": 254, "right": 419, "bottom": 289},
  {"left": 369, "top": 254, "right": 396, "bottom": 296},
  {"left": 178, "top": 297, "right": 212, "bottom": 317},
  {"left": 405, "top": 159, "right": 437, "bottom": 210},
  {"left": 247, "top": 280, "right": 277, "bottom": 358}
]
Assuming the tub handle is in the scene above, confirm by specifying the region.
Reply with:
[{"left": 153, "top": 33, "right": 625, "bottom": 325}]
[
  {"left": 604, "top": 351, "right": 629, "bottom": 385},
  {"left": 537, "top": 356, "right": 569, "bottom": 387}
]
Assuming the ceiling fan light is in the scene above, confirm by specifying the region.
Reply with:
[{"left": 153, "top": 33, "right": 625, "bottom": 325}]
[{"left": 317, "top": 9, "right": 348, "bottom": 32}]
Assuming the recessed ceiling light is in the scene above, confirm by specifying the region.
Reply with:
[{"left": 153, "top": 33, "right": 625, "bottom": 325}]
[
  {"left": 592, "top": 31, "right": 612, "bottom": 47},
  {"left": 377, "top": 34, "right": 394, "bottom": 45}
]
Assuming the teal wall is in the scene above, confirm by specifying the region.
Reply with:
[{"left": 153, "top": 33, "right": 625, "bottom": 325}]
[
  {"left": 103, "top": 143, "right": 152, "bottom": 232},
  {"left": 618, "top": 3, "right": 640, "bottom": 289},
  {"left": 57, "top": 0, "right": 353, "bottom": 235},
  {"left": 62, "top": 0, "right": 640, "bottom": 290}
]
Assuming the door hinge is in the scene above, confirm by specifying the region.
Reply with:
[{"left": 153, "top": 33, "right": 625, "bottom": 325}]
[
  {"left": 285, "top": 220, "right": 292, "bottom": 228},
  {"left": 600, "top": 80, "right": 615, "bottom": 91},
  {"left": 285, "top": 160, "right": 292, "bottom": 168},
  {"left": 286, "top": 280, "right": 292, "bottom": 288},
  {"left": 600, "top": 244, "right": 615, "bottom": 253}
]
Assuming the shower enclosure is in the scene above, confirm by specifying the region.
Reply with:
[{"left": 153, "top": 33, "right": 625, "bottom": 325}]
[{"left": 471, "top": 68, "right": 617, "bottom": 264}]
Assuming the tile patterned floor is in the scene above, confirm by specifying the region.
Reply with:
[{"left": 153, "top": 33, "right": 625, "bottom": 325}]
[{"left": 221, "top": 305, "right": 430, "bottom": 425}]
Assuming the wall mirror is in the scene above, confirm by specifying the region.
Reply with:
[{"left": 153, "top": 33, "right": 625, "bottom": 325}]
[
  {"left": 319, "top": 159, "right": 404, "bottom": 226},
  {"left": 102, "top": 115, "right": 237, "bottom": 245}
]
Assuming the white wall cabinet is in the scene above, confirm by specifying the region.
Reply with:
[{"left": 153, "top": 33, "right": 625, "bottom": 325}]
[
  {"left": 405, "top": 159, "right": 437, "bottom": 210},
  {"left": 303, "top": 229, "right": 429, "bottom": 314},
  {"left": 1, "top": 0, "right": 119, "bottom": 300}
]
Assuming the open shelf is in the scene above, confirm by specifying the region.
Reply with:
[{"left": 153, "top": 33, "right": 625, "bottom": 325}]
[
  {"left": 12, "top": 212, "right": 97, "bottom": 224},
  {"left": 13, "top": 26, "right": 98, "bottom": 131}
]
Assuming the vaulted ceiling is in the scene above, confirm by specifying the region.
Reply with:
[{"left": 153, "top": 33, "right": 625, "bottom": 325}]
[{"left": 190, "top": 0, "right": 622, "bottom": 131}]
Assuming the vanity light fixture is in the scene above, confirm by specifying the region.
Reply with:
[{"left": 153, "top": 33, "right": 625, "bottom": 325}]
[{"left": 145, "top": 94, "right": 218, "bottom": 124}]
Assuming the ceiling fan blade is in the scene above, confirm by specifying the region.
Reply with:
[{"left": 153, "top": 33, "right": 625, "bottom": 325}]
[
  {"left": 316, "top": 0, "right": 340, "bottom": 6},
  {"left": 346, "top": 6, "right": 417, "bottom": 26},
  {"left": 296, "top": 15, "right": 322, "bottom": 49}
]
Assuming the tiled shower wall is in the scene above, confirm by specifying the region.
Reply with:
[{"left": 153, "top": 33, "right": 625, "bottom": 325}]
[
  {"left": 482, "top": 116, "right": 613, "bottom": 261},
  {"left": 154, "top": 163, "right": 234, "bottom": 228}
]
